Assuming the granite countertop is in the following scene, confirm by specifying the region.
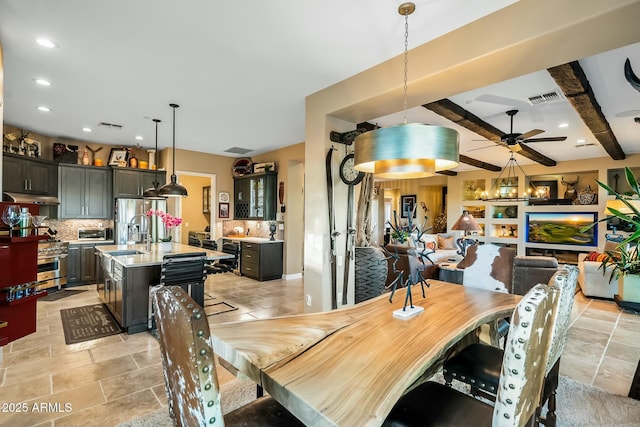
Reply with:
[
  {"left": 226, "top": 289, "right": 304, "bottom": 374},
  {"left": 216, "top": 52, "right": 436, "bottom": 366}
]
[
  {"left": 223, "top": 236, "right": 284, "bottom": 243},
  {"left": 67, "top": 239, "right": 114, "bottom": 245},
  {"left": 96, "top": 243, "right": 233, "bottom": 268}
]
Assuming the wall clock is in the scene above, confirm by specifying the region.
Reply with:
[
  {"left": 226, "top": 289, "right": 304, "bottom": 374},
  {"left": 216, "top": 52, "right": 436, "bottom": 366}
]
[
  {"left": 339, "top": 153, "right": 365, "bottom": 185},
  {"left": 218, "top": 192, "right": 230, "bottom": 203}
]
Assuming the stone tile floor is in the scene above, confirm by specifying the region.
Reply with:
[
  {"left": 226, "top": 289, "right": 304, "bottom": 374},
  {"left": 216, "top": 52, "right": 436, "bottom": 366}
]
[{"left": 0, "top": 274, "right": 638, "bottom": 426}]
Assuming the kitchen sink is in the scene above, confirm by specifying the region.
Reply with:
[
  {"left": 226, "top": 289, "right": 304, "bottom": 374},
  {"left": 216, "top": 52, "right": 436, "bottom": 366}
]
[{"left": 105, "top": 250, "right": 146, "bottom": 256}]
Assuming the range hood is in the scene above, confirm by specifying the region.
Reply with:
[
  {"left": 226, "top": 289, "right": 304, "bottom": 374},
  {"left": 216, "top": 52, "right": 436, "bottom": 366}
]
[{"left": 3, "top": 192, "right": 60, "bottom": 205}]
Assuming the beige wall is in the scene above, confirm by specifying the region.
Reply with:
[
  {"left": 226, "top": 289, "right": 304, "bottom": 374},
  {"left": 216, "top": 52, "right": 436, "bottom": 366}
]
[
  {"left": 252, "top": 143, "right": 305, "bottom": 276},
  {"left": 163, "top": 144, "right": 305, "bottom": 275},
  {"left": 304, "top": 0, "right": 640, "bottom": 312},
  {"left": 179, "top": 174, "right": 212, "bottom": 244}
]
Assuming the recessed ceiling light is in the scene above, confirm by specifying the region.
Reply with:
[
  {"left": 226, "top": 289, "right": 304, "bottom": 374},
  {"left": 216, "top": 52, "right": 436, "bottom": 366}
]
[
  {"left": 37, "top": 106, "right": 51, "bottom": 112},
  {"left": 34, "top": 78, "right": 51, "bottom": 86},
  {"left": 558, "top": 123, "right": 569, "bottom": 128},
  {"left": 577, "top": 138, "right": 586, "bottom": 143},
  {"left": 82, "top": 127, "right": 92, "bottom": 133},
  {"left": 135, "top": 136, "right": 144, "bottom": 141},
  {"left": 36, "top": 38, "right": 57, "bottom": 48}
]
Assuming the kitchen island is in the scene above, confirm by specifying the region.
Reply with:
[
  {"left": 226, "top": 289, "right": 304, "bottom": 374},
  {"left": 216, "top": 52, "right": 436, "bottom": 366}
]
[{"left": 96, "top": 243, "right": 233, "bottom": 333}]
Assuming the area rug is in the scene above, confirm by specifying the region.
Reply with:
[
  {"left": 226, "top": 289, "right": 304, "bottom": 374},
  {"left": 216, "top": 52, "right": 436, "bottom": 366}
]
[
  {"left": 116, "top": 377, "right": 256, "bottom": 427},
  {"left": 117, "top": 374, "right": 640, "bottom": 426},
  {"left": 60, "top": 304, "right": 123, "bottom": 345},
  {"left": 40, "top": 289, "right": 87, "bottom": 301}
]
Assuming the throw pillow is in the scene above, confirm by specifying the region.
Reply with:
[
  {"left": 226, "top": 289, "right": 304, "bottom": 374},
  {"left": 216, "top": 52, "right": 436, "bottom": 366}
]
[
  {"left": 437, "top": 235, "right": 456, "bottom": 250},
  {"left": 424, "top": 241, "right": 437, "bottom": 251},
  {"left": 419, "top": 233, "right": 438, "bottom": 246},
  {"left": 586, "top": 252, "right": 608, "bottom": 262}
]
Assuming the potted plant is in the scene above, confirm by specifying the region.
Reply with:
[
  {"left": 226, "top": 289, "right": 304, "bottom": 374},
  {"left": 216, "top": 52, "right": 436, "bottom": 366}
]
[
  {"left": 585, "top": 167, "right": 640, "bottom": 303},
  {"left": 146, "top": 209, "right": 183, "bottom": 251}
]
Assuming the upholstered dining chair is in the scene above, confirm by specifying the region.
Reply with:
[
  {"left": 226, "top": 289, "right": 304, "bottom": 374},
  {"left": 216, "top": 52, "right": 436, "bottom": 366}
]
[
  {"left": 459, "top": 243, "right": 516, "bottom": 294},
  {"left": 382, "top": 282, "right": 560, "bottom": 427},
  {"left": 442, "top": 265, "right": 578, "bottom": 427},
  {"left": 153, "top": 286, "right": 304, "bottom": 427},
  {"left": 459, "top": 243, "right": 517, "bottom": 344}
]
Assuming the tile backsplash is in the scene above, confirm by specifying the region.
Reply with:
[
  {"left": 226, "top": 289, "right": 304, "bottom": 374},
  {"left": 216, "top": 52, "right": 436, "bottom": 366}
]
[
  {"left": 222, "top": 220, "right": 284, "bottom": 240},
  {"left": 47, "top": 219, "right": 113, "bottom": 241}
]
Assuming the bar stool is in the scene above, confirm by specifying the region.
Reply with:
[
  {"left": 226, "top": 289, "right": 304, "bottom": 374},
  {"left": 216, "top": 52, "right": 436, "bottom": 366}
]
[{"left": 149, "top": 252, "right": 207, "bottom": 332}]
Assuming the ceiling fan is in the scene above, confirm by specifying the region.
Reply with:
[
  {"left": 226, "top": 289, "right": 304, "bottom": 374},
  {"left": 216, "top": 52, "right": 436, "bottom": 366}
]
[{"left": 472, "top": 109, "right": 567, "bottom": 152}]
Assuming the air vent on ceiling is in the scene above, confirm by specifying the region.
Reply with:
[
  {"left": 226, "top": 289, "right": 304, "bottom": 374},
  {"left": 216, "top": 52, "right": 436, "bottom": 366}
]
[
  {"left": 527, "top": 91, "right": 561, "bottom": 105},
  {"left": 224, "top": 146, "right": 253, "bottom": 155},
  {"left": 98, "top": 122, "right": 123, "bottom": 129},
  {"left": 575, "top": 142, "right": 595, "bottom": 148}
]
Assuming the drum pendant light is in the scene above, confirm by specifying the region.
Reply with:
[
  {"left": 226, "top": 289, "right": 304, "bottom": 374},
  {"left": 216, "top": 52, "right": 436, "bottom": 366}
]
[
  {"left": 159, "top": 103, "right": 188, "bottom": 197},
  {"left": 354, "top": 2, "right": 459, "bottom": 179},
  {"left": 143, "top": 118, "right": 166, "bottom": 199}
]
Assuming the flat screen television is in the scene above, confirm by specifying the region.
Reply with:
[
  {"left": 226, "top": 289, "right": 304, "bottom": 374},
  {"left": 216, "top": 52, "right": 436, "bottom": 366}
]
[{"left": 525, "top": 212, "right": 597, "bottom": 246}]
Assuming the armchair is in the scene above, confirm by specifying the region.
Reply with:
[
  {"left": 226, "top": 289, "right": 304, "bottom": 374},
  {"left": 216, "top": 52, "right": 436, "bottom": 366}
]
[
  {"left": 577, "top": 240, "right": 621, "bottom": 299},
  {"left": 577, "top": 253, "right": 618, "bottom": 298}
]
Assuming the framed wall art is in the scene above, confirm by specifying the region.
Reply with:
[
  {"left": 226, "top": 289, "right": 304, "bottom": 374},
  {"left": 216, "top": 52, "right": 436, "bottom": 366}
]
[
  {"left": 219, "top": 202, "right": 229, "bottom": 219},
  {"left": 400, "top": 195, "right": 416, "bottom": 218},
  {"left": 108, "top": 148, "right": 128, "bottom": 167},
  {"left": 530, "top": 180, "right": 558, "bottom": 200}
]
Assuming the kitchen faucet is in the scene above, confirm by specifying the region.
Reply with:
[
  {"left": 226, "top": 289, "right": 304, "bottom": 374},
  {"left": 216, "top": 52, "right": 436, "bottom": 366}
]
[{"left": 129, "top": 214, "right": 150, "bottom": 251}]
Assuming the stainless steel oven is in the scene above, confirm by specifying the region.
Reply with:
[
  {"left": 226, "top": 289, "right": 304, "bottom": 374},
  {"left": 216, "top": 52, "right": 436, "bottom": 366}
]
[{"left": 36, "top": 240, "right": 69, "bottom": 291}]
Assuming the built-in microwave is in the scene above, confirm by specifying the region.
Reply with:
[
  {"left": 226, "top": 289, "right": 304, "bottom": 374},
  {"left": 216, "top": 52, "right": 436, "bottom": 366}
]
[{"left": 78, "top": 228, "right": 110, "bottom": 241}]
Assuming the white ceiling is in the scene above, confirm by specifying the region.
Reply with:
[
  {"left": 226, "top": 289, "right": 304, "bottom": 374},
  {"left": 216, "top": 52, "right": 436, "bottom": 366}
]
[{"left": 1, "top": 0, "right": 639, "bottom": 171}]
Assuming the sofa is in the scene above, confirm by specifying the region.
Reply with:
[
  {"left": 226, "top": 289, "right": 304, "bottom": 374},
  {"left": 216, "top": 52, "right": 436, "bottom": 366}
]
[{"left": 410, "top": 233, "right": 462, "bottom": 264}]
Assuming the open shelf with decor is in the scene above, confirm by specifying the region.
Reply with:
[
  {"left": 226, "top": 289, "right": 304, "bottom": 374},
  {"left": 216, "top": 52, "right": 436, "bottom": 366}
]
[{"left": 462, "top": 179, "right": 486, "bottom": 201}]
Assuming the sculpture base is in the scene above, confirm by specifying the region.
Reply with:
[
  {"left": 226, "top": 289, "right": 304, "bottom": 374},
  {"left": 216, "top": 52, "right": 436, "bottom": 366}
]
[{"left": 393, "top": 305, "right": 424, "bottom": 319}]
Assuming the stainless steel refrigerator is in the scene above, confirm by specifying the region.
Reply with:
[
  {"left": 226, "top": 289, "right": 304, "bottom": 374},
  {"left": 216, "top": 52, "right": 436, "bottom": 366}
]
[{"left": 114, "top": 198, "right": 167, "bottom": 245}]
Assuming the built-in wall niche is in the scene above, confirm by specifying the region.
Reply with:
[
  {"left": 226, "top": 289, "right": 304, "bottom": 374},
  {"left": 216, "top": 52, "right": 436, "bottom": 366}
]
[
  {"left": 491, "top": 176, "right": 519, "bottom": 199},
  {"left": 528, "top": 171, "right": 599, "bottom": 204},
  {"left": 492, "top": 224, "right": 518, "bottom": 238},
  {"left": 463, "top": 179, "right": 485, "bottom": 201},
  {"left": 607, "top": 167, "right": 640, "bottom": 195},
  {"left": 525, "top": 247, "right": 587, "bottom": 265}
]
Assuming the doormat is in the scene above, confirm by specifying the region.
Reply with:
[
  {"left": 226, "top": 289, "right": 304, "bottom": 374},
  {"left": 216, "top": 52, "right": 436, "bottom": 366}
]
[
  {"left": 40, "top": 289, "right": 87, "bottom": 302},
  {"left": 204, "top": 301, "right": 238, "bottom": 316},
  {"left": 60, "top": 304, "right": 123, "bottom": 345}
]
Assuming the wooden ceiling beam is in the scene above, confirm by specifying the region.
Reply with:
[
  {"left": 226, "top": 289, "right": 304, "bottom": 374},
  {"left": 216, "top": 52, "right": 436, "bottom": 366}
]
[
  {"left": 423, "top": 99, "right": 557, "bottom": 167},
  {"left": 459, "top": 155, "right": 501, "bottom": 172},
  {"left": 547, "top": 61, "right": 625, "bottom": 161}
]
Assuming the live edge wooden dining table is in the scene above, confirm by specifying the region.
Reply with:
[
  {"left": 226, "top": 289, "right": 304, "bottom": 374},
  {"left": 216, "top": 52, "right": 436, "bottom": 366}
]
[{"left": 209, "top": 280, "right": 520, "bottom": 427}]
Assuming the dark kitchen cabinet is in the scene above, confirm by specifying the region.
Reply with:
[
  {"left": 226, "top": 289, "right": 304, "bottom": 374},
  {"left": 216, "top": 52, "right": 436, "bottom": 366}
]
[
  {"left": 240, "top": 241, "right": 283, "bottom": 281},
  {"left": 59, "top": 164, "right": 112, "bottom": 219},
  {"left": 104, "top": 261, "right": 158, "bottom": 334},
  {"left": 2, "top": 153, "right": 57, "bottom": 196},
  {"left": 234, "top": 171, "right": 277, "bottom": 220},
  {"left": 68, "top": 242, "right": 109, "bottom": 285},
  {"left": 113, "top": 168, "right": 166, "bottom": 198}
]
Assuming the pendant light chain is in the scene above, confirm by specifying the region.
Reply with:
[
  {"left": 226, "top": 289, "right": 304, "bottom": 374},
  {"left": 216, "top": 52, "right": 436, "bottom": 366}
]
[
  {"left": 171, "top": 104, "right": 177, "bottom": 176},
  {"left": 402, "top": 10, "right": 409, "bottom": 125},
  {"left": 154, "top": 119, "right": 160, "bottom": 188}
]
